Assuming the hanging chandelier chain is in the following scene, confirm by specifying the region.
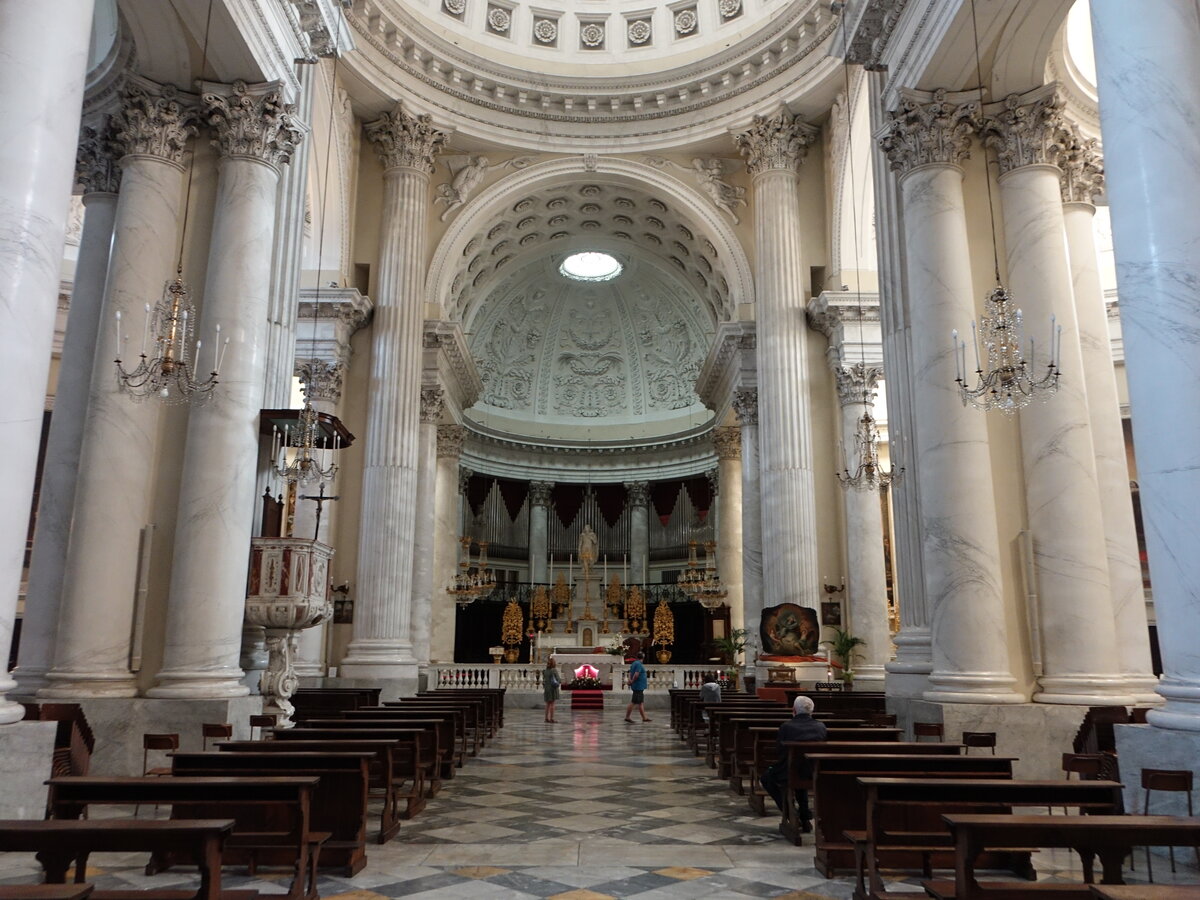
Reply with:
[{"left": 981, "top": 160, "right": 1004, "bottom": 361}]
[{"left": 969, "top": 0, "right": 1002, "bottom": 284}]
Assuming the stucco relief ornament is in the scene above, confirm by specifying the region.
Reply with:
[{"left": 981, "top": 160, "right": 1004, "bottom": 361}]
[
  {"left": 644, "top": 156, "right": 747, "bottom": 224},
  {"left": 628, "top": 20, "right": 652, "bottom": 44},
  {"left": 203, "top": 80, "right": 305, "bottom": 168},
  {"left": 75, "top": 119, "right": 123, "bottom": 195},
  {"left": 733, "top": 105, "right": 818, "bottom": 175},
  {"left": 732, "top": 388, "right": 758, "bottom": 426},
  {"left": 878, "top": 89, "right": 976, "bottom": 174},
  {"left": 979, "top": 88, "right": 1068, "bottom": 176},
  {"left": 533, "top": 18, "right": 558, "bottom": 43},
  {"left": 294, "top": 358, "right": 345, "bottom": 403},
  {"left": 364, "top": 102, "right": 448, "bottom": 174},
  {"left": 581, "top": 23, "right": 605, "bottom": 47},
  {"left": 718, "top": 0, "right": 742, "bottom": 19},
  {"left": 674, "top": 9, "right": 698, "bottom": 34},
  {"left": 443, "top": 0, "right": 466, "bottom": 15},
  {"left": 437, "top": 424, "right": 467, "bottom": 458},
  {"left": 487, "top": 7, "right": 511, "bottom": 33},
  {"left": 435, "top": 154, "right": 534, "bottom": 221},
  {"left": 420, "top": 386, "right": 446, "bottom": 423},
  {"left": 1058, "top": 125, "right": 1104, "bottom": 205}
]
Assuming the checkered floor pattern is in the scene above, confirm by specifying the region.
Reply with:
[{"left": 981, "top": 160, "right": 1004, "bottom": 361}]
[{"left": 1, "top": 706, "right": 1196, "bottom": 898}]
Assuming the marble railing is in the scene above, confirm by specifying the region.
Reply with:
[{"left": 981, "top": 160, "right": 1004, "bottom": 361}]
[{"left": 425, "top": 664, "right": 729, "bottom": 691}]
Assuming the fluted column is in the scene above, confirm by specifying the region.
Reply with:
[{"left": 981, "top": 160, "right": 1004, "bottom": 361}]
[
  {"left": 410, "top": 387, "right": 443, "bottom": 667},
  {"left": 733, "top": 390, "right": 764, "bottom": 640},
  {"left": 17, "top": 123, "right": 121, "bottom": 696},
  {"left": 430, "top": 428, "right": 466, "bottom": 663},
  {"left": 1092, "top": 0, "right": 1200, "bottom": 730},
  {"left": 42, "top": 80, "right": 198, "bottom": 699},
  {"left": 879, "top": 90, "right": 1022, "bottom": 703},
  {"left": 833, "top": 364, "right": 891, "bottom": 690},
  {"left": 733, "top": 106, "right": 821, "bottom": 610},
  {"left": 625, "top": 482, "right": 650, "bottom": 585},
  {"left": 0, "top": 0, "right": 94, "bottom": 720},
  {"left": 150, "top": 81, "right": 304, "bottom": 698},
  {"left": 713, "top": 429, "right": 745, "bottom": 635},
  {"left": 341, "top": 104, "right": 447, "bottom": 681},
  {"left": 528, "top": 481, "right": 554, "bottom": 584},
  {"left": 981, "top": 89, "right": 1132, "bottom": 705},
  {"left": 1059, "top": 132, "right": 1158, "bottom": 704}
]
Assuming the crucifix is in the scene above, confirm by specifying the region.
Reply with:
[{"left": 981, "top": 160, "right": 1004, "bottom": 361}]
[{"left": 298, "top": 483, "right": 340, "bottom": 541}]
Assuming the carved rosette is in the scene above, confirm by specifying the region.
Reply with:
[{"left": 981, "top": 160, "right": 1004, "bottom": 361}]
[
  {"left": 420, "top": 386, "right": 446, "bottom": 424},
  {"left": 529, "top": 481, "right": 555, "bottom": 508},
  {"left": 294, "top": 358, "right": 345, "bottom": 404},
  {"left": 979, "top": 88, "right": 1068, "bottom": 176},
  {"left": 732, "top": 388, "right": 758, "bottom": 426},
  {"left": 112, "top": 77, "right": 199, "bottom": 166},
  {"left": 713, "top": 426, "right": 742, "bottom": 459},
  {"left": 733, "top": 105, "right": 818, "bottom": 174},
  {"left": 625, "top": 481, "right": 650, "bottom": 507},
  {"left": 76, "top": 119, "right": 123, "bottom": 195},
  {"left": 365, "top": 103, "right": 448, "bottom": 174},
  {"left": 203, "top": 80, "right": 305, "bottom": 169},
  {"left": 438, "top": 425, "right": 467, "bottom": 458},
  {"left": 1058, "top": 124, "right": 1105, "bottom": 205},
  {"left": 879, "top": 89, "right": 976, "bottom": 175},
  {"left": 834, "top": 363, "right": 883, "bottom": 407}
]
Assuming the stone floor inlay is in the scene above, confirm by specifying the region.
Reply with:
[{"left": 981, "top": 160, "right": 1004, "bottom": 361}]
[{"left": 1, "top": 706, "right": 1197, "bottom": 898}]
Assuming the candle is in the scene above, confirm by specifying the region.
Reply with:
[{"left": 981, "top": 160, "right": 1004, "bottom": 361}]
[
  {"left": 141, "top": 303, "right": 151, "bottom": 356},
  {"left": 970, "top": 320, "right": 981, "bottom": 372},
  {"left": 569, "top": 554, "right": 573, "bottom": 583},
  {"left": 604, "top": 554, "right": 608, "bottom": 581},
  {"left": 951, "top": 329, "right": 960, "bottom": 381},
  {"left": 623, "top": 553, "right": 628, "bottom": 585},
  {"left": 548, "top": 553, "right": 553, "bottom": 584}
]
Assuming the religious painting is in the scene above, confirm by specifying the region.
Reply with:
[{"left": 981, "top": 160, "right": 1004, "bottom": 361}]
[
  {"left": 760, "top": 603, "right": 820, "bottom": 657},
  {"left": 821, "top": 601, "right": 842, "bottom": 627}
]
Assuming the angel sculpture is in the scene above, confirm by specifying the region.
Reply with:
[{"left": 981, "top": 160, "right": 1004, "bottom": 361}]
[
  {"left": 435, "top": 154, "right": 535, "bottom": 221},
  {"left": 643, "top": 155, "right": 747, "bottom": 224}
]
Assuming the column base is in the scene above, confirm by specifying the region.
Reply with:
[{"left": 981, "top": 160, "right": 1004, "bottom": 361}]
[
  {"left": 38, "top": 671, "right": 138, "bottom": 699},
  {"left": 11, "top": 666, "right": 49, "bottom": 700},
  {"left": 147, "top": 667, "right": 251, "bottom": 699},
  {"left": 924, "top": 671, "right": 1026, "bottom": 704},
  {"left": 0, "top": 721, "right": 58, "bottom": 816},
  {"left": 1034, "top": 674, "right": 1136, "bottom": 706},
  {"left": 1144, "top": 678, "right": 1200, "bottom": 731},
  {"left": 1123, "top": 673, "right": 1164, "bottom": 706},
  {"left": 851, "top": 665, "right": 886, "bottom": 691}
]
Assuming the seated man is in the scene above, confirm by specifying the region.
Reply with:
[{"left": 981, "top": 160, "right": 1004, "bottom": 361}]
[
  {"left": 760, "top": 695, "right": 828, "bottom": 832},
  {"left": 698, "top": 680, "right": 722, "bottom": 722}
]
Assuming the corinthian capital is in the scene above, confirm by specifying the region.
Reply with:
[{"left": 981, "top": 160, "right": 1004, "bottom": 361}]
[
  {"left": 878, "top": 89, "right": 976, "bottom": 175},
  {"left": 438, "top": 425, "right": 467, "bottom": 458},
  {"left": 1058, "top": 124, "right": 1104, "bottom": 204},
  {"left": 624, "top": 481, "right": 650, "bottom": 507},
  {"left": 529, "top": 481, "right": 555, "bottom": 507},
  {"left": 294, "top": 358, "right": 345, "bottom": 403},
  {"left": 420, "top": 386, "right": 446, "bottom": 424},
  {"left": 733, "top": 105, "right": 818, "bottom": 175},
  {"left": 112, "top": 76, "right": 199, "bottom": 166},
  {"left": 833, "top": 362, "right": 883, "bottom": 407},
  {"left": 732, "top": 389, "right": 758, "bottom": 426},
  {"left": 202, "top": 80, "right": 305, "bottom": 169},
  {"left": 713, "top": 426, "right": 742, "bottom": 460},
  {"left": 365, "top": 103, "right": 448, "bottom": 174},
  {"left": 979, "top": 85, "right": 1068, "bottom": 176},
  {"left": 76, "top": 118, "right": 122, "bottom": 194}
]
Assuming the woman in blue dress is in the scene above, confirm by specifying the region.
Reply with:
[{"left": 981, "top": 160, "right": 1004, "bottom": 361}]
[{"left": 543, "top": 656, "right": 561, "bottom": 722}]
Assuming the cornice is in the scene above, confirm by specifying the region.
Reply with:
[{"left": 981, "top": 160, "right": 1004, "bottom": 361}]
[
  {"left": 696, "top": 319, "right": 757, "bottom": 412},
  {"left": 842, "top": 0, "right": 910, "bottom": 71},
  {"left": 423, "top": 319, "right": 484, "bottom": 411}
]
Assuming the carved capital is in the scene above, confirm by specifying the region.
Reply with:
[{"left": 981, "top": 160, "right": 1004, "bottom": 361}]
[
  {"left": 457, "top": 465, "right": 474, "bottom": 491},
  {"left": 713, "top": 426, "right": 742, "bottom": 460},
  {"left": 1058, "top": 124, "right": 1104, "bottom": 204},
  {"left": 365, "top": 103, "right": 447, "bottom": 174},
  {"left": 834, "top": 363, "right": 883, "bottom": 407},
  {"left": 732, "top": 388, "right": 758, "bottom": 426},
  {"left": 438, "top": 425, "right": 467, "bottom": 458},
  {"left": 420, "top": 386, "right": 446, "bottom": 424},
  {"left": 624, "top": 481, "right": 650, "bottom": 507},
  {"left": 733, "top": 105, "right": 818, "bottom": 175},
  {"left": 980, "top": 87, "right": 1068, "bottom": 176},
  {"left": 294, "top": 358, "right": 345, "bottom": 403},
  {"left": 529, "top": 481, "right": 555, "bottom": 507},
  {"left": 879, "top": 89, "right": 976, "bottom": 175},
  {"left": 112, "top": 77, "right": 199, "bottom": 166},
  {"left": 76, "top": 118, "right": 122, "bottom": 194},
  {"left": 202, "top": 80, "right": 305, "bottom": 168},
  {"left": 706, "top": 466, "right": 720, "bottom": 496}
]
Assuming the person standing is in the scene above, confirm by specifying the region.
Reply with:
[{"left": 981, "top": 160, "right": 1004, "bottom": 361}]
[
  {"left": 543, "top": 656, "right": 561, "bottom": 723},
  {"left": 761, "top": 695, "right": 827, "bottom": 832},
  {"left": 625, "top": 650, "right": 652, "bottom": 722}
]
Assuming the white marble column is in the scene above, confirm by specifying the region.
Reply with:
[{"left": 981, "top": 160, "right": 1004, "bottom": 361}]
[
  {"left": 1092, "top": 0, "right": 1200, "bottom": 730},
  {"left": 625, "top": 482, "right": 650, "bottom": 585},
  {"left": 1059, "top": 132, "right": 1158, "bottom": 704},
  {"left": 409, "top": 387, "right": 443, "bottom": 667},
  {"left": 879, "top": 89, "right": 1022, "bottom": 703},
  {"left": 733, "top": 389, "right": 764, "bottom": 641},
  {"left": 982, "top": 88, "right": 1132, "bottom": 705},
  {"left": 528, "top": 481, "right": 554, "bottom": 584},
  {"left": 150, "top": 81, "right": 304, "bottom": 699},
  {"left": 733, "top": 106, "right": 821, "bottom": 611},
  {"left": 41, "top": 79, "right": 197, "bottom": 699},
  {"left": 429, "top": 427, "right": 466, "bottom": 663},
  {"left": 17, "top": 123, "right": 121, "bottom": 696},
  {"left": 341, "top": 105, "right": 446, "bottom": 681},
  {"left": 0, "top": 0, "right": 93, "bottom": 720},
  {"left": 713, "top": 428, "right": 745, "bottom": 635},
  {"left": 833, "top": 364, "right": 891, "bottom": 690}
]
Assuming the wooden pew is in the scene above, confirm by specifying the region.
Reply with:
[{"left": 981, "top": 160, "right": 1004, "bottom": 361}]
[
  {"left": 682, "top": 699, "right": 772, "bottom": 752},
  {"left": 1088, "top": 888, "right": 1200, "bottom": 900},
  {"left": 417, "top": 690, "right": 504, "bottom": 736},
  {"left": 380, "top": 700, "right": 486, "bottom": 755},
  {"left": 706, "top": 708, "right": 793, "bottom": 771},
  {"left": 0, "top": 887, "right": 93, "bottom": 900},
  {"left": 296, "top": 717, "right": 459, "bottom": 778},
  {"left": 926, "top": 813, "right": 1200, "bottom": 900},
  {"left": 45, "top": 776, "right": 322, "bottom": 900},
  {"left": 170, "top": 751, "right": 371, "bottom": 876},
  {"left": 347, "top": 707, "right": 473, "bottom": 762},
  {"left": 0, "top": 819, "right": 240, "bottom": 900},
  {"left": 290, "top": 689, "right": 380, "bottom": 723}
]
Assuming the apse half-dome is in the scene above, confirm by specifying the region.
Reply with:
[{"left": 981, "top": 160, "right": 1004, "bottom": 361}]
[{"left": 466, "top": 254, "right": 715, "bottom": 441}]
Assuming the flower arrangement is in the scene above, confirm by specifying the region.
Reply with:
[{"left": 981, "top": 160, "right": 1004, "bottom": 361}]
[
  {"left": 565, "top": 676, "right": 604, "bottom": 689},
  {"left": 605, "top": 633, "right": 628, "bottom": 656}
]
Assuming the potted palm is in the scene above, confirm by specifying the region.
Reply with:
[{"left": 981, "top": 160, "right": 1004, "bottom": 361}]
[
  {"left": 710, "top": 628, "right": 749, "bottom": 690},
  {"left": 821, "top": 627, "right": 866, "bottom": 687}
]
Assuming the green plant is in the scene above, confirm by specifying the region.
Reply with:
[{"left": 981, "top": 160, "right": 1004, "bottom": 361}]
[
  {"left": 821, "top": 627, "right": 866, "bottom": 679},
  {"left": 710, "top": 628, "right": 750, "bottom": 671}
]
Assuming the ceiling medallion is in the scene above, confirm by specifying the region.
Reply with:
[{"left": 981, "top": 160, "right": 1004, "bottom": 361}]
[
  {"left": 443, "top": 0, "right": 466, "bottom": 15},
  {"left": 560, "top": 251, "right": 623, "bottom": 282},
  {"left": 580, "top": 22, "right": 605, "bottom": 48},
  {"left": 628, "top": 20, "right": 652, "bottom": 44},
  {"left": 486, "top": 6, "right": 511, "bottom": 32},
  {"left": 533, "top": 18, "right": 557, "bottom": 43},
  {"left": 718, "top": 0, "right": 742, "bottom": 18},
  {"left": 674, "top": 8, "right": 698, "bottom": 35}
]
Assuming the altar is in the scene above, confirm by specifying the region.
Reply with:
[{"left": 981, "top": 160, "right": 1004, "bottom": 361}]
[{"left": 549, "top": 650, "right": 623, "bottom": 686}]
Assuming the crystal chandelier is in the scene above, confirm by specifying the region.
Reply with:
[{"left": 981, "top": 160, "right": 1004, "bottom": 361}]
[
  {"left": 696, "top": 540, "right": 728, "bottom": 610},
  {"left": 271, "top": 388, "right": 340, "bottom": 486},
  {"left": 953, "top": 286, "right": 1061, "bottom": 414},
  {"left": 114, "top": 271, "right": 225, "bottom": 403},
  {"left": 447, "top": 536, "right": 496, "bottom": 607},
  {"left": 677, "top": 540, "right": 708, "bottom": 598},
  {"left": 838, "top": 409, "right": 901, "bottom": 490}
]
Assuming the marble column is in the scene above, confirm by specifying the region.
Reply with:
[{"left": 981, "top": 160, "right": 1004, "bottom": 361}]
[
  {"left": 833, "top": 364, "right": 891, "bottom": 690},
  {"left": 150, "top": 81, "right": 304, "bottom": 699},
  {"left": 713, "top": 428, "right": 745, "bottom": 635},
  {"left": 291, "top": 359, "right": 346, "bottom": 678},
  {"left": 528, "top": 481, "right": 554, "bottom": 584},
  {"left": 41, "top": 79, "right": 197, "bottom": 699},
  {"left": 733, "top": 389, "right": 764, "bottom": 641},
  {"left": 982, "top": 88, "right": 1132, "bottom": 705},
  {"left": 1092, "top": 0, "right": 1200, "bottom": 730},
  {"left": 430, "top": 428, "right": 466, "bottom": 663},
  {"left": 1059, "top": 131, "right": 1158, "bottom": 704},
  {"left": 17, "top": 123, "right": 121, "bottom": 696},
  {"left": 878, "top": 89, "right": 1022, "bottom": 703},
  {"left": 0, "top": 0, "right": 93, "bottom": 720},
  {"left": 341, "top": 104, "right": 446, "bottom": 680},
  {"left": 625, "top": 482, "right": 650, "bottom": 585},
  {"left": 409, "top": 387, "right": 443, "bottom": 667},
  {"left": 733, "top": 106, "right": 821, "bottom": 611}
]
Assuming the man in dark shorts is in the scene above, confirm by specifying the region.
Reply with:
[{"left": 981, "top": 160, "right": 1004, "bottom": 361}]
[{"left": 625, "top": 651, "right": 651, "bottom": 722}]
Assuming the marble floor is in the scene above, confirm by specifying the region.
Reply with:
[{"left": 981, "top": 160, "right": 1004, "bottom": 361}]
[{"left": 1, "top": 705, "right": 1198, "bottom": 899}]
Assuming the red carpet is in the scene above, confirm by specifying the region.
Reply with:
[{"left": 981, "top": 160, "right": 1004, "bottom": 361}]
[{"left": 570, "top": 689, "right": 605, "bottom": 710}]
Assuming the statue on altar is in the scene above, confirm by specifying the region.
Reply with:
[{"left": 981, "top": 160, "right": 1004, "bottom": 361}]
[{"left": 578, "top": 524, "right": 598, "bottom": 573}]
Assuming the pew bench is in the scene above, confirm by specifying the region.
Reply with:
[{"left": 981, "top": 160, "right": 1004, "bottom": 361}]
[
  {"left": 292, "top": 720, "right": 457, "bottom": 780},
  {"left": 1088, "top": 888, "right": 1200, "bottom": 899},
  {"left": 341, "top": 708, "right": 470, "bottom": 766},
  {"left": 0, "top": 887, "right": 94, "bottom": 900},
  {"left": 385, "top": 700, "right": 486, "bottom": 754}
]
